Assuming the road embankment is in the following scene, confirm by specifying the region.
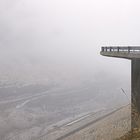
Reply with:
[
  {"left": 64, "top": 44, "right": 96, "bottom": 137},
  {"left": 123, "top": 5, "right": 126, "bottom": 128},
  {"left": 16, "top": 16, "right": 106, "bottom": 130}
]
[{"left": 39, "top": 104, "right": 131, "bottom": 140}]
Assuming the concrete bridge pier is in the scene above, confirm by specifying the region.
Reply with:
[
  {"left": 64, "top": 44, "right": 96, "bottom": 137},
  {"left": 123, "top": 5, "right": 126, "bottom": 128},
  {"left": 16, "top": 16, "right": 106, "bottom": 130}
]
[
  {"left": 132, "top": 58, "right": 140, "bottom": 128},
  {"left": 100, "top": 46, "right": 140, "bottom": 129}
]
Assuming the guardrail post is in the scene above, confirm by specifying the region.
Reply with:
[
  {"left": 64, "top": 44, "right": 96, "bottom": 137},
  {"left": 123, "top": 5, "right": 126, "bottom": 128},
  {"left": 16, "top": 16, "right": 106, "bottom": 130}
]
[
  {"left": 117, "top": 47, "right": 119, "bottom": 52},
  {"left": 105, "top": 47, "right": 107, "bottom": 52},
  {"left": 110, "top": 47, "right": 112, "bottom": 52},
  {"left": 128, "top": 47, "right": 130, "bottom": 53},
  {"left": 101, "top": 47, "right": 104, "bottom": 52}
]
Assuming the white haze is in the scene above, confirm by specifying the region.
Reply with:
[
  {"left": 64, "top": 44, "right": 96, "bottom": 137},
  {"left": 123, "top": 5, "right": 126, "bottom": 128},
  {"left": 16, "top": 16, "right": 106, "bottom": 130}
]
[
  {"left": 0, "top": 0, "right": 138, "bottom": 84},
  {"left": 0, "top": 0, "right": 138, "bottom": 139}
]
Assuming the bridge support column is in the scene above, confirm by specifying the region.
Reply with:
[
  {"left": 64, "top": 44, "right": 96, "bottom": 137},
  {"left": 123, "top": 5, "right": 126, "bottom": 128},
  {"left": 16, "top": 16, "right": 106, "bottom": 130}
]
[
  {"left": 100, "top": 46, "right": 140, "bottom": 130},
  {"left": 132, "top": 59, "right": 140, "bottom": 128}
]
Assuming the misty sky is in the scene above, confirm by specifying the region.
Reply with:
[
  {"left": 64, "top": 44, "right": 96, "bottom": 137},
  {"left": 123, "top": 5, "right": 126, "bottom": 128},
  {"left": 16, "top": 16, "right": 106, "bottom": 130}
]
[{"left": 0, "top": 0, "right": 140, "bottom": 83}]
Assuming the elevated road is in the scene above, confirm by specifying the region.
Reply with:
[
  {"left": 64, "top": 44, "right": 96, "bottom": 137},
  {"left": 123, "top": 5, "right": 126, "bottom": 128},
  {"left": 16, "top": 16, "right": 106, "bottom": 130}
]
[
  {"left": 101, "top": 46, "right": 140, "bottom": 128},
  {"left": 100, "top": 46, "right": 140, "bottom": 59}
]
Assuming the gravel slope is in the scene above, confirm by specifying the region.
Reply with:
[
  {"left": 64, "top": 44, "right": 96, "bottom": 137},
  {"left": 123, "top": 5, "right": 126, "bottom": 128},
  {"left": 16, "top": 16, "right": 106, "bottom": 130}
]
[{"left": 62, "top": 104, "right": 131, "bottom": 140}]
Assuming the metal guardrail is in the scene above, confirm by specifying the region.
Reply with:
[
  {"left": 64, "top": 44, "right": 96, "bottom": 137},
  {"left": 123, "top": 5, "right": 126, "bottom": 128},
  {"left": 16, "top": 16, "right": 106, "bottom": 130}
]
[{"left": 101, "top": 46, "right": 140, "bottom": 53}]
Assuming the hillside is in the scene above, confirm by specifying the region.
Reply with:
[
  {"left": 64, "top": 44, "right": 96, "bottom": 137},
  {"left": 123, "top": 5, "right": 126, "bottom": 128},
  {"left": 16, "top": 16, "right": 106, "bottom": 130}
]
[{"left": 60, "top": 105, "right": 131, "bottom": 140}]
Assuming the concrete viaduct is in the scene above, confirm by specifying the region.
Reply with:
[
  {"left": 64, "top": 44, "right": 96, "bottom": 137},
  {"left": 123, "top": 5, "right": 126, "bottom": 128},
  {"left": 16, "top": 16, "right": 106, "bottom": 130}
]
[{"left": 100, "top": 46, "right": 140, "bottom": 129}]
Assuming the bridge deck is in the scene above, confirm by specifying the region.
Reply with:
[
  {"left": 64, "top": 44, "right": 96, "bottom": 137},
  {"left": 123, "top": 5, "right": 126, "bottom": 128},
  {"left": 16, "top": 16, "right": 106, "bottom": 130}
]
[{"left": 100, "top": 46, "right": 140, "bottom": 59}]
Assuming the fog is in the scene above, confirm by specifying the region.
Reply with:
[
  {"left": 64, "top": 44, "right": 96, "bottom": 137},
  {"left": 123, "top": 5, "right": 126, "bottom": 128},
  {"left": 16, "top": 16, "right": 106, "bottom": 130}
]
[
  {"left": 0, "top": 0, "right": 137, "bottom": 84},
  {"left": 0, "top": 0, "right": 137, "bottom": 72},
  {"left": 0, "top": 0, "right": 139, "bottom": 139}
]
